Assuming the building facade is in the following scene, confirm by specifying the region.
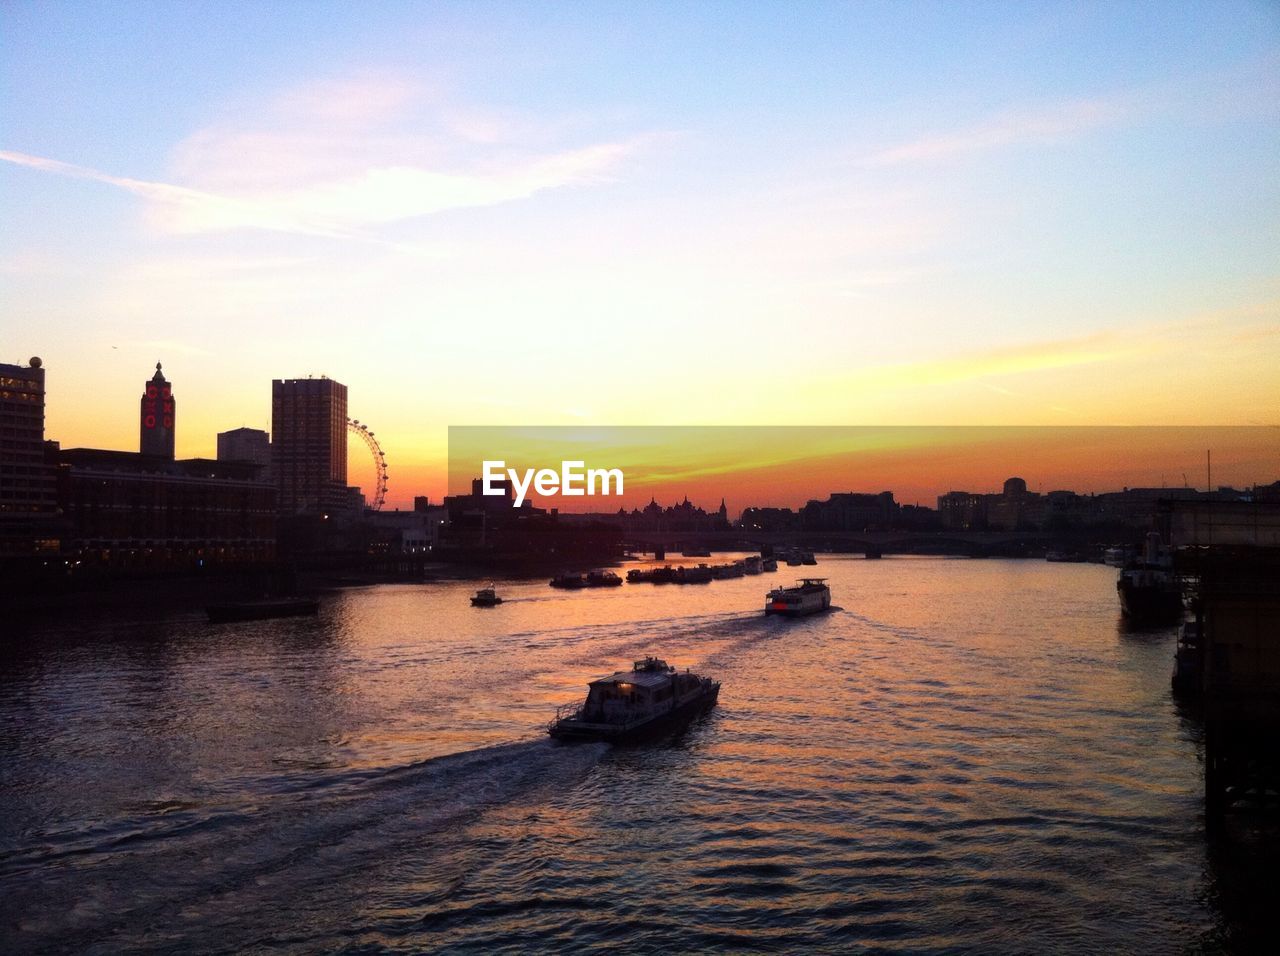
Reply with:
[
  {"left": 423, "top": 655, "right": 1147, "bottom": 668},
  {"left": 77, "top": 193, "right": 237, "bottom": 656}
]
[
  {"left": 800, "top": 491, "right": 899, "bottom": 532},
  {"left": 55, "top": 448, "right": 276, "bottom": 568},
  {"left": 271, "top": 377, "right": 348, "bottom": 515},
  {"left": 217, "top": 427, "right": 271, "bottom": 477},
  {"left": 139, "top": 363, "right": 176, "bottom": 458},
  {"left": 0, "top": 357, "right": 59, "bottom": 556}
]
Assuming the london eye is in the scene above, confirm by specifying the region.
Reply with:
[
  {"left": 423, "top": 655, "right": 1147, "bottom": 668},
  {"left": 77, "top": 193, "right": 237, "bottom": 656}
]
[{"left": 347, "top": 418, "right": 389, "bottom": 511}]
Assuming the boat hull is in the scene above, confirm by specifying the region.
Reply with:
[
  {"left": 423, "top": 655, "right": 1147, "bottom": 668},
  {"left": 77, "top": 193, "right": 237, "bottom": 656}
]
[
  {"left": 1117, "top": 579, "right": 1181, "bottom": 624},
  {"left": 765, "top": 602, "right": 831, "bottom": 617},
  {"left": 206, "top": 599, "right": 319, "bottom": 623},
  {"left": 549, "top": 684, "right": 720, "bottom": 743}
]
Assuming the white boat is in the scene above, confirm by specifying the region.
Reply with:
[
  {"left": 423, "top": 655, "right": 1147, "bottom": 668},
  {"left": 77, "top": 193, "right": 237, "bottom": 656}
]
[
  {"left": 765, "top": 578, "right": 831, "bottom": 616},
  {"left": 548, "top": 657, "right": 720, "bottom": 742}
]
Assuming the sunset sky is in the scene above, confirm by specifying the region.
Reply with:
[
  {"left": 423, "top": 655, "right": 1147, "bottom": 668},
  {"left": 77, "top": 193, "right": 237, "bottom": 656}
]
[{"left": 3, "top": 2, "right": 1278, "bottom": 506}]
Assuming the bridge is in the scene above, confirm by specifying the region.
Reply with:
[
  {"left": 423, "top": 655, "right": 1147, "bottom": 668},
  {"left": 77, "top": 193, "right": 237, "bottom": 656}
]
[{"left": 623, "top": 529, "right": 1056, "bottom": 557}]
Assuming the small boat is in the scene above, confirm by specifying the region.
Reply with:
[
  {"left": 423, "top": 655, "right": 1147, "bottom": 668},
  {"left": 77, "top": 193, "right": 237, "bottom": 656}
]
[
  {"left": 628, "top": 566, "right": 676, "bottom": 584},
  {"left": 761, "top": 557, "right": 778, "bottom": 572},
  {"left": 765, "top": 578, "right": 831, "bottom": 616},
  {"left": 800, "top": 550, "right": 817, "bottom": 566},
  {"left": 785, "top": 549, "right": 803, "bottom": 566},
  {"left": 1171, "top": 619, "right": 1202, "bottom": 695},
  {"left": 1046, "top": 550, "right": 1086, "bottom": 563},
  {"left": 471, "top": 585, "right": 503, "bottom": 607},
  {"left": 675, "top": 564, "right": 714, "bottom": 584},
  {"left": 1103, "top": 546, "right": 1136, "bottom": 568},
  {"left": 584, "top": 570, "right": 623, "bottom": 588},
  {"left": 550, "top": 573, "right": 587, "bottom": 589},
  {"left": 548, "top": 656, "right": 720, "bottom": 743},
  {"left": 713, "top": 561, "right": 745, "bottom": 579},
  {"left": 743, "top": 556, "right": 762, "bottom": 575},
  {"left": 207, "top": 597, "right": 319, "bottom": 623}
]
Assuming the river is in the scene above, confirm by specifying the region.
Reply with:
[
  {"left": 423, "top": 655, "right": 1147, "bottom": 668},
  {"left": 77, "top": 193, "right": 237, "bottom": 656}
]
[{"left": 1, "top": 557, "right": 1269, "bottom": 952}]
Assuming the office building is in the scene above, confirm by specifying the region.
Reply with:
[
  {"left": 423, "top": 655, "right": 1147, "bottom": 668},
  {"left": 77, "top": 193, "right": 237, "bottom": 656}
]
[
  {"left": 271, "top": 377, "right": 348, "bottom": 515},
  {"left": 217, "top": 427, "right": 271, "bottom": 478},
  {"left": 0, "top": 357, "right": 59, "bottom": 555}
]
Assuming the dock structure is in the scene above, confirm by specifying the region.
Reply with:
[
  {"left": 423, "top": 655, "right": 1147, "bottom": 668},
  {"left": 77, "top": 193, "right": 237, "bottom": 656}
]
[{"left": 1166, "top": 500, "right": 1280, "bottom": 832}]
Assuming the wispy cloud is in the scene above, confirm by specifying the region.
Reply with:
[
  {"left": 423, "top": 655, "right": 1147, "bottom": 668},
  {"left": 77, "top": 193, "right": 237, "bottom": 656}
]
[
  {"left": 2, "top": 75, "right": 651, "bottom": 242},
  {"left": 863, "top": 97, "right": 1126, "bottom": 166}
]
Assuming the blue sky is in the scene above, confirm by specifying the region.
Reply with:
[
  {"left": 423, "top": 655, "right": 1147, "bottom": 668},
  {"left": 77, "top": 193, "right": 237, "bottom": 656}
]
[{"left": 2, "top": 1, "right": 1278, "bottom": 498}]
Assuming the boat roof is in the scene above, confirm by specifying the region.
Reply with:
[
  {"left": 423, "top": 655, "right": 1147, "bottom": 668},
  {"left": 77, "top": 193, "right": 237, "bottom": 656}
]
[{"left": 590, "top": 669, "right": 673, "bottom": 689}]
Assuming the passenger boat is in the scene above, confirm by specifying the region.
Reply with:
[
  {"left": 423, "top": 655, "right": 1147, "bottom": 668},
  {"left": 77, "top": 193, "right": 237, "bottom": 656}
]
[
  {"left": 1117, "top": 532, "right": 1182, "bottom": 624},
  {"left": 471, "top": 585, "right": 503, "bottom": 607},
  {"left": 207, "top": 597, "right": 319, "bottom": 623},
  {"left": 548, "top": 656, "right": 721, "bottom": 743},
  {"left": 765, "top": 578, "right": 831, "bottom": 616}
]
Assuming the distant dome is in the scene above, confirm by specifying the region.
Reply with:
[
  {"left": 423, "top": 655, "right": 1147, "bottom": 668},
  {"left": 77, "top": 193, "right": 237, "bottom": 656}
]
[
  {"left": 1003, "top": 476, "right": 1027, "bottom": 496},
  {"left": 29, "top": 356, "right": 42, "bottom": 368}
]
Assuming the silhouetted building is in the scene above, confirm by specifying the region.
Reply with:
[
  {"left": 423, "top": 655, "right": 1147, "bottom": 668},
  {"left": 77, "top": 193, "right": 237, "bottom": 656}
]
[
  {"left": 1095, "top": 486, "right": 1206, "bottom": 526},
  {"left": 938, "top": 491, "right": 987, "bottom": 530},
  {"left": 367, "top": 505, "right": 447, "bottom": 554},
  {"left": 217, "top": 427, "right": 271, "bottom": 478},
  {"left": 987, "top": 476, "right": 1043, "bottom": 531},
  {"left": 738, "top": 507, "right": 799, "bottom": 532},
  {"left": 610, "top": 495, "right": 729, "bottom": 533},
  {"left": 0, "top": 357, "right": 60, "bottom": 555},
  {"left": 54, "top": 448, "right": 275, "bottom": 568},
  {"left": 271, "top": 377, "right": 348, "bottom": 515},
  {"left": 139, "top": 362, "right": 176, "bottom": 458},
  {"left": 801, "top": 492, "right": 898, "bottom": 532}
]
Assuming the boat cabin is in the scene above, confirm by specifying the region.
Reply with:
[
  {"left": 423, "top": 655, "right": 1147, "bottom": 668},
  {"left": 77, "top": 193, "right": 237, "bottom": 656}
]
[{"left": 582, "top": 658, "right": 679, "bottom": 722}]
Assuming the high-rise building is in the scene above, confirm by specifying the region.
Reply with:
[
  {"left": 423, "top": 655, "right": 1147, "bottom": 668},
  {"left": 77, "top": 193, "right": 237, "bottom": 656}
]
[
  {"left": 0, "top": 357, "right": 59, "bottom": 555},
  {"left": 217, "top": 427, "right": 271, "bottom": 478},
  {"left": 271, "top": 377, "right": 348, "bottom": 515},
  {"left": 139, "top": 362, "right": 176, "bottom": 458}
]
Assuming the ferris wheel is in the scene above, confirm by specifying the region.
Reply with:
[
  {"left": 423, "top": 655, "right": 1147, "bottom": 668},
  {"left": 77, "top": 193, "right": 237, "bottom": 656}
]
[{"left": 347, "top": 418, "right": 389, "bottom": 511}]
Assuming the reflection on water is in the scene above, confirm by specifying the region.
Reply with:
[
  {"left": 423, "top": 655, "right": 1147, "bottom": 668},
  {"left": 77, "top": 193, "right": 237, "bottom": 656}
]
[{"left": 0, "top": 558, "right": 1270, "bottom": 951}]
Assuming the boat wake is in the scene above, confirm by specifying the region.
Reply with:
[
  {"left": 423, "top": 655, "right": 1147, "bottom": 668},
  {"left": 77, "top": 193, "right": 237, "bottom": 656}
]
[{"left": 0, "top": 738, "right": 609, "bottom": 952}]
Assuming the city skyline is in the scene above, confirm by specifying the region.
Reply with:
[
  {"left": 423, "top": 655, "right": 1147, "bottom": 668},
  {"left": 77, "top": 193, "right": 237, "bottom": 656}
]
[
  {"left": 18, "top": 353, "right": 1277, "bottom": 514},
  {"left": 3, "top": 2, "right": 1279, "bottom": 503}
]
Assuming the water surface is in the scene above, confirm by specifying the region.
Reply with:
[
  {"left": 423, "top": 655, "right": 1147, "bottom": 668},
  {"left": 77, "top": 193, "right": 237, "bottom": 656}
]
[{"left": 0, "top": 558, "right": 1255, "bottom": 952}]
